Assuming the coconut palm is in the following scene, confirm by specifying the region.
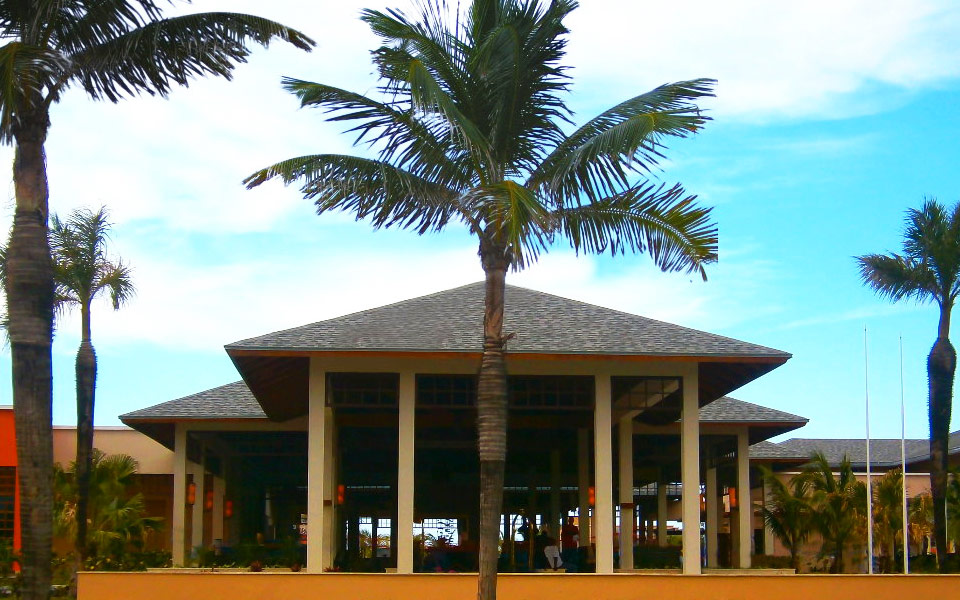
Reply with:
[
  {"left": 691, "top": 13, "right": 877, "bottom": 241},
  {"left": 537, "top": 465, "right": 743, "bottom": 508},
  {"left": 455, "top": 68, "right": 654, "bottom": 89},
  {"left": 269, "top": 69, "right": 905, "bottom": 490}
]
[
  {"left": 857, "top": 199, "right": 960, "bottom": 572},
  {"left": 872, "top": 468, "right": 905, "bottom": 572},
  {"left": 245, "top": 1, "right": 716, "bottom": 596},
  {"left": 49, "top": 207, "right": 133, "bottom": 579},
  {"left": 801, "top": 452, "right": 867, "bottom": 573},
  {"left": 759, "top": 467, "right": 813, "bottom": 571},
  {"left": 0, "top": 4, "right": 313, "bottom": 598}
]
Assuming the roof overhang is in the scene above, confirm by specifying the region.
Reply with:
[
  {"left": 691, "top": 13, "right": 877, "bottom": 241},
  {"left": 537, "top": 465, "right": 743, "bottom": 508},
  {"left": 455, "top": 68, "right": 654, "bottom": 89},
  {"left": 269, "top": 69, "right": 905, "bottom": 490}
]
[{"left": 226, "top": 347, "right": 790, "bottom": 422}]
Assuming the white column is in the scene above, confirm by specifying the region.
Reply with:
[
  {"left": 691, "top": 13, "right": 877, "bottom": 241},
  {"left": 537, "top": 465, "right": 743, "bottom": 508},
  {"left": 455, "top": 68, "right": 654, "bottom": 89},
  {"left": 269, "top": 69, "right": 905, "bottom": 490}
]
[
  {"left": 172, "top": 424, "right": 187, "bottom": 566},
  {"left": 618, "top": 416, "right": 634, "bottom": 570},
  {"left": 191, "top": 450, "right": 205, "bottom": 551},
  {"left": 706, "top": 466, "right": 719, "bottom": 568},
  {"left": 736, "top": 429, "right": 752, "bottom": 569},
  {"left": 577, "top": 428, "right": 592, "bottom": 550},
  {"left": 397, "top": 372, "right": 416, "bottom": 573},
  {"left": 680, "top": 370, "right": 701, "bottom": 574},
  {"left": 657, "top": 476, "right": 668, "bottom": 547},
  {"left": 594, "top": 374, "right": 614, "bottom": 574},
  {"left": 307, "top": 359, "right": 328, "bottom": 573},
  {"left": 212, "top": 475, "right": 225, "bottom": 545}
]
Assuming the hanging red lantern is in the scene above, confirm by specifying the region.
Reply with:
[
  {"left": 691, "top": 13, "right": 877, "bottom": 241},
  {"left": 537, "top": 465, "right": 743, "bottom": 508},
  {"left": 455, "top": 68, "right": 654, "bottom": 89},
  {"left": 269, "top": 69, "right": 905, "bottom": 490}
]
[
  {"left": 588, "top": 486, "right": 595, "bottom": 507},
  {"left": 728, "top": 487, "right": 738, "bottom": 509},
  {"left": 336, "top": 484, "right": 345, "bottom": 505},
  {"left": 225, "top": 500, "right": 234, "bottom": 519},
  {"left": 205, "top": 490, "right": 214, "bottom": 512},
  {"left": 186, "top": 482, "right": 196, "bottom": 506}
]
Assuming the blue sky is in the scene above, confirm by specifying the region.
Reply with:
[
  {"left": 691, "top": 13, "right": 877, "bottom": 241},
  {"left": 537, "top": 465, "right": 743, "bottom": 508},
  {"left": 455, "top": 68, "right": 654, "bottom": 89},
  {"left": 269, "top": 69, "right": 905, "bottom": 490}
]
[{"left": 1, "top": 0, "right": 960, "bottom": 442}]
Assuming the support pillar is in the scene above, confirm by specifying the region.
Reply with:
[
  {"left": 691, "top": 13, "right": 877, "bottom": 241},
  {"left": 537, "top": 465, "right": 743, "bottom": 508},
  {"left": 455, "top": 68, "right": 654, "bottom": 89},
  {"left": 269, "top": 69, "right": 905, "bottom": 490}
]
[
  {"left": 594, "top": 374, "right": 614, "bottom": 573},
  {"left": 736, "top": 429, "right": 752, "bottom": 569},
  {"left": 307, "top": 359, "right": 328, "bottom": 573},
  {"left": 190, "top": 449, "right": 205, "bottom": 551},
  {"left": 212, "top": 475, "right": 224, "bottom": 545},
  {"left": 618, "top": 416, "right": 634, "bottom": 570},
  {"left": 577, "top": 428, "right": 591, "bottom": 549},
  {"left": 680, "top": 370, "right": 701, "bottom": 574},
  {"left": 657, "top": 476, "right": 668, "bottom": 547},
  {"left": 172, "top": 425, "right": 187, "bottom": 566},
  {"left": 706, "top": 466, "right": 719, "bottom": 568},
  {"left": 397, "top": 372, "right": 416, "bottom": 574}
]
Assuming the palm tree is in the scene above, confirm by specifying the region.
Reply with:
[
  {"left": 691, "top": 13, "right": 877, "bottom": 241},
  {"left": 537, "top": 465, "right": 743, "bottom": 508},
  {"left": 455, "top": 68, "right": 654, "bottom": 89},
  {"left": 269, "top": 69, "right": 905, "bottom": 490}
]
[
  {"left": 245, "top": 2, "right": 717, "bottom": 596},
  {"left": 0, "top": 5, "right": 313, "bottom": 598},
  {"left": 857, "top": 199, "right": 960, "bottom": 572},
  {"left": 910, "top": 492, "right": 934, "bottom": 555},
  {"left": 49, "top": 207, "right": 133, "bottom": 582},
  {"left": 872, "top": 468, "right": 905, "bottom": 572},
  {"left": 759, "top": 467, "right": 813, "bottom": 571},
  {"left": 53, "top": 450, "right": 162, "bottom": 560},
  {"left": 801, "top": 452, "right": 867, "bottom": 573}
]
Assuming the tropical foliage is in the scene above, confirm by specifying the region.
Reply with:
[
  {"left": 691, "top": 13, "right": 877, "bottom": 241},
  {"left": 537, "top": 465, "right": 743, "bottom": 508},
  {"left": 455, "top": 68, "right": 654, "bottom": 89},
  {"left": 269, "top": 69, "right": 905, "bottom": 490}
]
[
  {"left": 246, "top": 2, "right": 716, "bottom": 596},
  {"left": 871, "top": 468, "right": 905, "bottom": 571},
  {"left": 759, "top": 466, "right": 813, "bottom": 571},
  {"left": 857, "top": 198, "right": 960, "bottom": 572},
  {"left": 53, "top": 450, "right": 162, "bottom": 560},
  {"left": 0, "top": 3, "right": 312, "bottom": 598},
  {"left": 800, "top": 452, "right": 867, "bottom": 573}
]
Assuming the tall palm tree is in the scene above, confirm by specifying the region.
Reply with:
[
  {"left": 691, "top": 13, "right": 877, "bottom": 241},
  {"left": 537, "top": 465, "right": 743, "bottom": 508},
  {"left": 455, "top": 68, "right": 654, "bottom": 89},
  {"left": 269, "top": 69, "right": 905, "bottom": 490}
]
[
  {"left": 50, "top": 207, "right": 133, "bottom": 583},
  {"left": 0, "top": 4, "right": 313, "bottom": 598},
  {"left": 801, "top": 452, "right": 866, "bottom": 573},
  {"left": 759, "top": 467, "right": 813, "bottom": 571},
  {"left": 245, "top": 1, "right": 717, "bottom": 596},
  {"left": 857, "top": 199, "right": 960, "bottom": 572}
]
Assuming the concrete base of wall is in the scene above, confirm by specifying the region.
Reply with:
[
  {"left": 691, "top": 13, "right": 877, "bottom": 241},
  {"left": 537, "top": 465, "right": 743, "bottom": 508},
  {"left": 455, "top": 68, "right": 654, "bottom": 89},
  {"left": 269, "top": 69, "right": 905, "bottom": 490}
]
[{"left": 79, "top": 571, "right": 960, "bottom": 600}]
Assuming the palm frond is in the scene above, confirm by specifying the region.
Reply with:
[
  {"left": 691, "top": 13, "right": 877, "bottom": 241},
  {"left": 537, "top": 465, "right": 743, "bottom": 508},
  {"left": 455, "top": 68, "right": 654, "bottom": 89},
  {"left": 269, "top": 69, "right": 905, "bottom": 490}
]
[
  {"left": 466, "top": 180, "right": 552, "bottom": 268},
  {"left": 68, "top": 12, "right": 314, "bottom": 102},
  {"left": 528, "top": 79, "right": 715, "bottom": 203},
  {"left": 0, "top": 40, "right": 67, "bottom": 142},
  {"left": 245, "top": 154, "right": 473, "bottom": 235},
  {"left": 555, "top": 182, "right": 717, "bottom": 278},
  {"left": 856, "top": 253, "right": 937, "bottom": 303}
]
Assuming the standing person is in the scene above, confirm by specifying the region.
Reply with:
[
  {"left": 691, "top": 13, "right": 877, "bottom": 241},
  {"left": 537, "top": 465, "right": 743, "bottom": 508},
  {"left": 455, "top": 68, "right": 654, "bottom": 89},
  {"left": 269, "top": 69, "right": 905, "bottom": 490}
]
[{"left": 561, "top": 517, "right": 580, "bottom": 572}]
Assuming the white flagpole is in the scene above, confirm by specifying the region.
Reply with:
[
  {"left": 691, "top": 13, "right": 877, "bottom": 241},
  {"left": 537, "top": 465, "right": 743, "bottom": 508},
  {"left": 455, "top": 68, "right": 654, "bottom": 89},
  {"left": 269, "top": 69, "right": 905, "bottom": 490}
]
[
  {"left": 900, "top": 335, "right": 909, "bottom": 574},
  {"left": 865, "top": 327, "right": 874, "bottom": 574}
]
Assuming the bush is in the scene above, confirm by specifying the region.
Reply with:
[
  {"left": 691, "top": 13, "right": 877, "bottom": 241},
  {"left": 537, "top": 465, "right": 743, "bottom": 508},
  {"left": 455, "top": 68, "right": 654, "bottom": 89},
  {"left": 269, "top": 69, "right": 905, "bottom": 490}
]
[{"left": 751, "top": 554, "right": 794, "bottom": 569}]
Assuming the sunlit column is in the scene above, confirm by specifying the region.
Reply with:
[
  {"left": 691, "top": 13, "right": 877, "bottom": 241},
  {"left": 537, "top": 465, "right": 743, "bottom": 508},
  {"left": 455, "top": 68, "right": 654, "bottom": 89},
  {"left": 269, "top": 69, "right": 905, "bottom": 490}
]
[
  {"left": 736, "top": 429, "right": 752, "bottom": 568},
  {"left": 618, "top": 416, "right": 634, "bottom": 569},
  {"left": 397, "top": 372, "right": 416, "bottom": 573},
  {"left": 172, "top": 424, "right": 187, "bottom": 565},
  {"left": 307, "top": 358, "right": 327, "bottom": 573},
  {"left": 594, "top": 374, "right": 614, "bottom": 573},
  {"left": 680, "top": 369, "right": 701, "bottom": 574}
]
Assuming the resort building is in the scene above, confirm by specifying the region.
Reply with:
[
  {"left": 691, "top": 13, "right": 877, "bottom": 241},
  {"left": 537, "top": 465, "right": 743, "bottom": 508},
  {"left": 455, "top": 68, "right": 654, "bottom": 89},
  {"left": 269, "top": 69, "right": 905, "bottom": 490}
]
[{"left": 118, "top": 282, "right": 802, "bottom": 573}]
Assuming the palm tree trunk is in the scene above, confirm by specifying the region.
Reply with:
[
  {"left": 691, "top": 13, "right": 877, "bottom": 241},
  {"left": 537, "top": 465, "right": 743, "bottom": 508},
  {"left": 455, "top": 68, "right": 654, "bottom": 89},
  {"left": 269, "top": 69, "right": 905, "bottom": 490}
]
[
  {"left": 72, "top": 302, "right": 97, "bottom": 596},
  {"left": 7, "top": 109, "right": 54, "bottom": 600},
  {"left": 929, "top": 306, "right": 955, "bottom": 573},
  {"left": 477, "top": 240, "right": 509, "bottom": 600}
]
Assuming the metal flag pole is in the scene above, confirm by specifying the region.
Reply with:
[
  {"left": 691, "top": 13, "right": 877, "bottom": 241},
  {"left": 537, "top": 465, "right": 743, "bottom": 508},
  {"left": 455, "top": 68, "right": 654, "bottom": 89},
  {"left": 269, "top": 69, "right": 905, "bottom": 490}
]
[
  {"left": 900, "top": 335, "right": 909, "bottom": 574},
  {"left": 865, "top": 327, "right": 874, "bottom": 574}
]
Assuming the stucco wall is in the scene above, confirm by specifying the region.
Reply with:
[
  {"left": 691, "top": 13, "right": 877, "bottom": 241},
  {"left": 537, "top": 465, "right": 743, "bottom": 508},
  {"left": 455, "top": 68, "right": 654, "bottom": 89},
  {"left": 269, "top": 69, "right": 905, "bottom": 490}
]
[
  {"left": 78, "top": 571, "right": 960, "bottom": 600},
  {"left": 53, "top": 427, "right": 173, "bottom": 474}
]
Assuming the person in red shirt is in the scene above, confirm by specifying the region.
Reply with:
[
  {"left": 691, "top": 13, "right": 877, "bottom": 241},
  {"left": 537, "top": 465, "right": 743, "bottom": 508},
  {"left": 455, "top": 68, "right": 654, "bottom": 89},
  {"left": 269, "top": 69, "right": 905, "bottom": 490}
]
[{"left": 560, "top": 516, "right": 580, "bottom": 572}]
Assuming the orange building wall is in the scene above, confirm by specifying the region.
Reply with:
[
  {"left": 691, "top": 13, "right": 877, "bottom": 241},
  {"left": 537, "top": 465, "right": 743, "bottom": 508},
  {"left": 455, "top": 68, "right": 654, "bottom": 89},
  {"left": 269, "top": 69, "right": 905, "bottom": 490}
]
[
  {"left": 78, "top": 572, "right": 960, "bottom": 600},
  {"left": 0, "top": 406, "right": 20, "bottom": 553}
]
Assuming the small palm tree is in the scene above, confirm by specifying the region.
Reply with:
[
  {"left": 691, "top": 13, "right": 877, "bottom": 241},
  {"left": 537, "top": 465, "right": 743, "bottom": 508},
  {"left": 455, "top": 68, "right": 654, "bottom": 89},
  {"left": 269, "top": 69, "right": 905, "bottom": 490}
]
[
  {"left": 857, "top": 199, "right": 960, "bottom": 572},
  {"left": 759, "top": 467, "right": 813, "bottom": 571},
  {"left": 910, "top": 492, "right": 934, "bottom": 554},
  {"left": 246, "top": 2, "right": 716, "bottom": 596},
  {"left": 872, "top": 468, "right": 905, "bottom": 572},
  {"left": 50, "top": 207, "right": 134, "bottom": 576},
  {"left": 0, "top": 4, "right": 313, "bottom": 598},
  {"left": 801, "top": 452, "right": 867, "bottom": 573}
]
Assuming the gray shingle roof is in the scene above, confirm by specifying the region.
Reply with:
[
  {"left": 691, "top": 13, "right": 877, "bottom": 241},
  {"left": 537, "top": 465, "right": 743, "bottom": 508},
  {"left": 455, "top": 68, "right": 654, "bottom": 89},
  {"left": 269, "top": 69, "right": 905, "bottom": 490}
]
[
  {"left": 775, "top": 437, "right": 930, "bottom": 468},
  {"left": 226, "top": 282, "right": 790, "bottom": 358},
  {"left": 121, "top": 381, "right": 266, "bottom": 421},
  {"left": 749, "top": 440, "right": 809, "bottom": 460},
  {"left": 698, "top": 396, "right": 806, "bottom": 424}
]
